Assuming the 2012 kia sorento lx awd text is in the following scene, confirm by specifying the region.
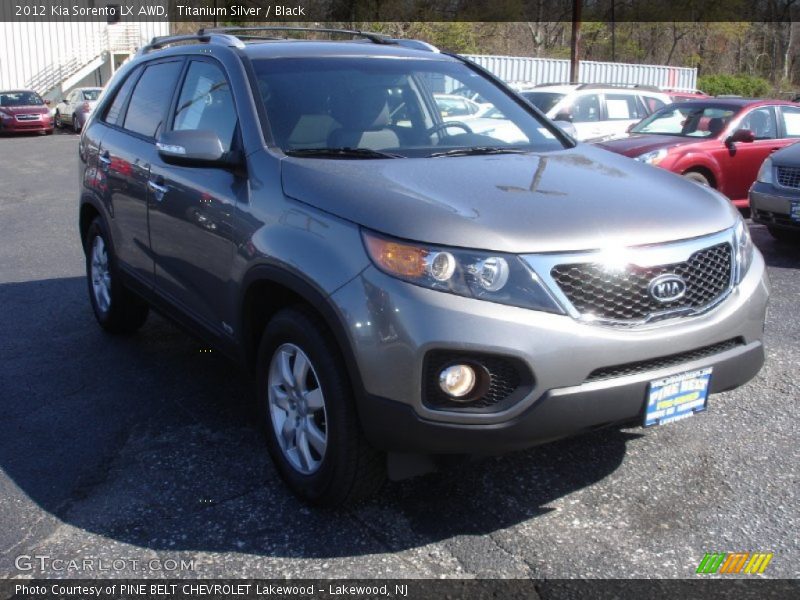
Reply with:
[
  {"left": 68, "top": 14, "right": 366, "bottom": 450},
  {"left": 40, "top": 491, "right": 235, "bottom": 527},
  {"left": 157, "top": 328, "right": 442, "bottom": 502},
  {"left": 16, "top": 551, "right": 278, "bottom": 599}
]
[{"left": 78, "top": 28, "right": 768, "bottom": 505}]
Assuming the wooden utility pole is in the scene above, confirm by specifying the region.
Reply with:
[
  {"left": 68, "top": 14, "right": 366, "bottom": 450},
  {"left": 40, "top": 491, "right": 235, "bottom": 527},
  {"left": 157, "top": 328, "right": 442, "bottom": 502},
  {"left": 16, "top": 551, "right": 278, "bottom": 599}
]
[{"left": 570, "top": 0, "right": 582, "bottom": 83}]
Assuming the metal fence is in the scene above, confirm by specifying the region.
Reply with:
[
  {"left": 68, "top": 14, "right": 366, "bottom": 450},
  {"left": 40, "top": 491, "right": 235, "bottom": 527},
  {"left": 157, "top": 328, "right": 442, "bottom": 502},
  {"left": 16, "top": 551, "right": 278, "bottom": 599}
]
[{"left": 464, "top": 55, "right": 698, "bottom": 92}]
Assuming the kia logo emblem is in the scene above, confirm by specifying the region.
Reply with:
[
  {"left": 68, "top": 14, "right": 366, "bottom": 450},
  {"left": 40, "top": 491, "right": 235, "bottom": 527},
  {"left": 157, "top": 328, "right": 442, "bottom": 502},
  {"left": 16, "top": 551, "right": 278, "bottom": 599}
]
[{"left": 648, "top": 274, "right": 686, "bottom": 303}]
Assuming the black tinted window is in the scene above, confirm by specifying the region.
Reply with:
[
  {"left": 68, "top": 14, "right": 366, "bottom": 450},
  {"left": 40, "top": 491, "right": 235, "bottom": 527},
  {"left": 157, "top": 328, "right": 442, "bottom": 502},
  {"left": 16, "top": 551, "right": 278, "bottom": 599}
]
[
  {"left": 104, "top": 67, "right": 141, "bottom": 126},
  {"left": 173, "top": 60, "right": 237, "bottom": 151},
  {"left": 123, "top": 61, "right": 182, "bottom": 138}
]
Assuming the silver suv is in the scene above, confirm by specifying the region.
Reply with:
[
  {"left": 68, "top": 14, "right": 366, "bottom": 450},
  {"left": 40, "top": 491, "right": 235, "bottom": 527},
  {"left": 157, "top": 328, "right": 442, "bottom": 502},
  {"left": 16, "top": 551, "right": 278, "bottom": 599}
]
[{"left": 78, "top": 28, "right": 768, "bottom": 505}]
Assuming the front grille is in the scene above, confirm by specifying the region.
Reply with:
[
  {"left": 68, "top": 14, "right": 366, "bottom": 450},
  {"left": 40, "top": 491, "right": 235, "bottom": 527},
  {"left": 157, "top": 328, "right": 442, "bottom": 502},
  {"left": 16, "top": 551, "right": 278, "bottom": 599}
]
[
  {"left": 550, "top": 243, "right": 732, "bottom": 323},
  {"left": 777, "top": 166, "right": 800, "bottom": 189},
  {"left": 15, "top": 114, "right": 40, "bottom": 121},
  {"left": 422, "top": 351, "right": 532, "bottom": 411},
  {"left": 586, "top": 338, "right": 745, "bottom": 381}
]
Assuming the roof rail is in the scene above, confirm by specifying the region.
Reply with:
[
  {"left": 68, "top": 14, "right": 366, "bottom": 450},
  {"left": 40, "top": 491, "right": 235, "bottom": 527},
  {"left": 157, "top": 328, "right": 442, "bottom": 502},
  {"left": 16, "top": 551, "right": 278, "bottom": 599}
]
[
  {"left": 197, "top": 26, "right": 395, "bottom": 45},
  {"left": 138, "top": 32, "right": 245, "bottom": 55},
  {"left": 576, "top": 82, "right": 662, "bottom": 91}
]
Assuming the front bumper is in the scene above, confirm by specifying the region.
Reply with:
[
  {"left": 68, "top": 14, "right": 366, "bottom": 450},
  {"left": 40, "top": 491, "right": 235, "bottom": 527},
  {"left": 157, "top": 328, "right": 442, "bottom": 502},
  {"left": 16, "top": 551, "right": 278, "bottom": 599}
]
[
  {"left": 0, "top": 116, "right": 53, "bottom": 133},
  {"left": 331, "top": 246, "right": 768, "bottom": 454},
  {"left": 750, "top": 182, "right": 800, "bottom": 231}
]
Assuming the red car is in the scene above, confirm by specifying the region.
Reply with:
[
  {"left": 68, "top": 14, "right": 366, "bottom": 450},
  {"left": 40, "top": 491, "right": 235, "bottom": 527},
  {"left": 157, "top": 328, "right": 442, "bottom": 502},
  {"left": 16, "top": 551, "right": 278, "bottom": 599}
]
[
  {"left": 597, "top": 98, "right": 800, "bottom": 208},
  {"left": 0, "top": 89, "right": 53, "bottom": 135}
]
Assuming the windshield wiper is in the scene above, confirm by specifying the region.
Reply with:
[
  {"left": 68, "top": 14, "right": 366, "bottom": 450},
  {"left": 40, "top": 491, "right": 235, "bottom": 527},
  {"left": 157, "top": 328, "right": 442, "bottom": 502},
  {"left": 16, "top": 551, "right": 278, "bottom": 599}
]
[
  {"left": 428, "top": 146, "right": 530, "bottom": 158},
  {"left": 285, "top": 147, "right": 404, "bottom": 159}
]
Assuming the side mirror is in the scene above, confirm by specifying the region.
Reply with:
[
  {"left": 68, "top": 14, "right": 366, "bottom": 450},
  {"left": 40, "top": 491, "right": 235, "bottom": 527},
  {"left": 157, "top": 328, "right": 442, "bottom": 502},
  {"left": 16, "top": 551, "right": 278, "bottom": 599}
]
[
  {"left": 44, "top": 99, "right": 51, "bottom": 106},
  {"left": 726, "top": 128, "right": 755, "bottom": 147},
  {"left": 626, "top": 122, "right": 636, "bottom": 133},
  {"left": 156, "top": 130, "right": 233, "bottom": 168},
  {"left": 554, "top": 110, "right": 573, "bottom": 122}
]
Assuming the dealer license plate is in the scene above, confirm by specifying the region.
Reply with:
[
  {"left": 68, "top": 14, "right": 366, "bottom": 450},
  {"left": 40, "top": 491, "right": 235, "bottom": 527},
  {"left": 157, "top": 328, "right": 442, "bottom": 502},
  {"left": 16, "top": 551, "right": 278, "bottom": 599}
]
[
  {"left": 644, "top": 367, "right": 712, "bottom": 427},
  {"left": 790, "top": 200, "right": 800, "bottom": 223}
]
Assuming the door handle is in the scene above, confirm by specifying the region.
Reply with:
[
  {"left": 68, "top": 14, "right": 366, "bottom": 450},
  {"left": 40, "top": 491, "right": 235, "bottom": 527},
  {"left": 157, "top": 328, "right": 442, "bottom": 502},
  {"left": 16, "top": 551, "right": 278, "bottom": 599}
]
[
  {"left": 769, "top": 147, "right": 780, "bottom": 153},
  {"left": 148, "top": 178, "right": 169, "bottom": 201}
]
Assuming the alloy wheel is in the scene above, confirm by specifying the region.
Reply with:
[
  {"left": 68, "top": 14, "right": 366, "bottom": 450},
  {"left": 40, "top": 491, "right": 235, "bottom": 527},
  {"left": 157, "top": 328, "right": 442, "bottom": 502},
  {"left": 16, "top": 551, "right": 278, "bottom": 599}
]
[
  {"left": 267, "top": 343, "right": 328, "bottom": 474},
  {"left": 90, "top": 235, "right": 111, "bottom": 313}
]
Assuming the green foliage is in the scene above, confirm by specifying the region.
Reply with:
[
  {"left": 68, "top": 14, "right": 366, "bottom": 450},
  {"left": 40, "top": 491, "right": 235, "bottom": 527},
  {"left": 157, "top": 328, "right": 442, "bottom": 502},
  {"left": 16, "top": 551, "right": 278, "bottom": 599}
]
[{"left": 698, "top": 74, "right": 772, "bottom": 97}]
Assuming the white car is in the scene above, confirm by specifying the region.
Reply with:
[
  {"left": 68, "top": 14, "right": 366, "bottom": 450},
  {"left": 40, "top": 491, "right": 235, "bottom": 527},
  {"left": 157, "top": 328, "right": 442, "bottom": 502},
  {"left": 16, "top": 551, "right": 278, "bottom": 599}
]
[
  {"left": 54, "top": 87, "right": 103, "bottom": 132},
  {"left": 514, "top": 83, "right": 671, "bottom": 141}
]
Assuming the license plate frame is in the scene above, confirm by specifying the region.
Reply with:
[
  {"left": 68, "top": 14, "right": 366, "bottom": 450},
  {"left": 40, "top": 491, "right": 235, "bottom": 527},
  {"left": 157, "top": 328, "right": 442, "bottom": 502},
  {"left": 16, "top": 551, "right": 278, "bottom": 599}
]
[{"left": 644, "top": 367, "right": 712, "bottom": 427}]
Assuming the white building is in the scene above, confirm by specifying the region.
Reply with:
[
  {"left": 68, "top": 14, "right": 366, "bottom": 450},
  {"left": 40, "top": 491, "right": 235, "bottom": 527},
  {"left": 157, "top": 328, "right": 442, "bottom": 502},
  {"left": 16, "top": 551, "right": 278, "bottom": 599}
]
[{"left": 0, "top": 21, "right": 169, "bottom": 101}]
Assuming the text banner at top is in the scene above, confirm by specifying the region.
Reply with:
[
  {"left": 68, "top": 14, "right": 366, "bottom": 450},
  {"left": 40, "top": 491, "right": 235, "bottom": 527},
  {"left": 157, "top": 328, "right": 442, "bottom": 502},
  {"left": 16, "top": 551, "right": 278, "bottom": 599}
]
[{"left": 2, "top": 0, "right": 800, "bottom": 23}]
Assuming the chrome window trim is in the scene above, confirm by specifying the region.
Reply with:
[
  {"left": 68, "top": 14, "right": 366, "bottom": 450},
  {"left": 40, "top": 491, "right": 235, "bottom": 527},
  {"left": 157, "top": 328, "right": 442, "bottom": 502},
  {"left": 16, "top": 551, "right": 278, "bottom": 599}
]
[{"left": 521, "top": 227, "right": 736, "bottom": 328}]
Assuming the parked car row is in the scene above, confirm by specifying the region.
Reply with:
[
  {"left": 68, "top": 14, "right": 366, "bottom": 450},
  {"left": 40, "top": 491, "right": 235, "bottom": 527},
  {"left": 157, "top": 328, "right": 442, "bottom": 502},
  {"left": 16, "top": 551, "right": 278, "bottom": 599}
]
[{"left": 0, "top": 86, "right": 103, "bottom": 135}]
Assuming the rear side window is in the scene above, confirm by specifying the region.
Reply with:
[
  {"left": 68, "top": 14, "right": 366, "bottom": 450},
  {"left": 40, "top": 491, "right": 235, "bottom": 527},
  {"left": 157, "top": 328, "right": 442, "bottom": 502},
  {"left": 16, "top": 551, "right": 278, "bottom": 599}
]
[
  {"left": 103, "top": 67, "right": 141, "bottom": 126},
  {"left": 605, "top": 93, "right": 644, "bottom": 120},
  {"left": 123, "top": 60, "right": 183, "bottom": 138},
  {"left": 780, "top": 106, "right": 800, "bottom": 138},
  {"left": 172, "top": 60, "right": 238, "bottom": 151}
]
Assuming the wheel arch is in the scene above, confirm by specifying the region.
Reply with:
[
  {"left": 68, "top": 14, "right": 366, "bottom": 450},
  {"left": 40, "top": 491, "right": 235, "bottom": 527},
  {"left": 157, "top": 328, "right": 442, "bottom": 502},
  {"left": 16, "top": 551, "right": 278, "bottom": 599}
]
[{"left": 239, "top": 265, "right": 367, "bottom": 405}]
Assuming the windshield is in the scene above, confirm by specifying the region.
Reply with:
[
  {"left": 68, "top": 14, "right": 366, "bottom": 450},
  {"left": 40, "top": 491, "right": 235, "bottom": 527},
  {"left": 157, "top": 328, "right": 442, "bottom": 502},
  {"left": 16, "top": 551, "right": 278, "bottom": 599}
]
[
  {"left": 82, "top": 89, "right": 101, "bottom": 101},
  {"left": 631, "top": 104, "right": 739, "bottom": 138},
  {"left": 252, "top": 57, "right": 566, "bottom": 158},
  {"left": 0, "top": 91, "right": 44, "bottom": 107},
  {"left": 520, "top": 91, "right": 566, "bottom": 114}
]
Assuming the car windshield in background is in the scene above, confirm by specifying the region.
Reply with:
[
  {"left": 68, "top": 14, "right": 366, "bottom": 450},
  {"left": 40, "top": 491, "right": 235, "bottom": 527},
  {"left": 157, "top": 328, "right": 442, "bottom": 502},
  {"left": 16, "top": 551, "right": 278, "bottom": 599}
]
[
  {"left": 631, "top": 104, "right": 738, "bottom": 138},
  {"left": 252, "top": 57, "right": 566, "bottom": 158},
  {"left": 520, "top": 91, "right": 566, "bottom": 113},
  {"left": 82, "top": 90, "right": 101, "bottom": 101},
  {"left": 0, "top": 91, "right": 44, "bottom": 107}
]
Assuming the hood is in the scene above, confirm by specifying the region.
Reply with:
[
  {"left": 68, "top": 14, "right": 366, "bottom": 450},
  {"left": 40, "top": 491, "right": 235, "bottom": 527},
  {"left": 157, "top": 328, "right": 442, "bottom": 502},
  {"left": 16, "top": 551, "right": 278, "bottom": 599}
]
[
  {"left": 0, "top": 105, "right": 48, "bottom": 115},
  {"left": 772, "top": 140, "right": 800, "bottom": 165},
  {"left": 596, "top": 134, "right": 703, "bottom": 158},
  {"left": 280, "top": 144, "right": 736, "bottom": 254}
]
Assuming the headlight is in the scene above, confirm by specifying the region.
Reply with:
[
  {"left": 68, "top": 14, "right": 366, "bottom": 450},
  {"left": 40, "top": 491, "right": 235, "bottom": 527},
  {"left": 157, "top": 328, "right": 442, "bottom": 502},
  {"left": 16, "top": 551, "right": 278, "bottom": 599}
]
[
  {"left": 756, "top": 157, "right": 773, "bottom": 184},
  {"left": 733, "top": 214, "right": 754, "bottom": 284},
  {"left": 362, "top": 230, "right": 564, "bottom": 313},
  {"left": 634, "top": 148, "right": 669, "bottom": 165}
]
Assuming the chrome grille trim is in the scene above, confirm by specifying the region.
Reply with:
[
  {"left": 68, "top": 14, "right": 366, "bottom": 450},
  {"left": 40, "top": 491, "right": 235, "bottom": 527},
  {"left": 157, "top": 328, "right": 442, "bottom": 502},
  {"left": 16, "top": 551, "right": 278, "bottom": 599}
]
[
  {"left": 522, "top": 228, "right": 736, "bottom": 328},
  {"left": 15, "top": 114, "right": 41, "bottom": 121}
]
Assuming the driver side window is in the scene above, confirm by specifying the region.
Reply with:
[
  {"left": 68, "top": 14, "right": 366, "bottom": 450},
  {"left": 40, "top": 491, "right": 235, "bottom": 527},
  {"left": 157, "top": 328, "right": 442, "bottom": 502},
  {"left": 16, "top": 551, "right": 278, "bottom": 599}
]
[
  {"left": 571, "top": 94, "right": 601, "bottom": 123},
  {"left": 739, "top": 107, "right": 777, "bottom": 140},
  {"left": 173, "top": 60, "right": 238, "bottom": 152}
]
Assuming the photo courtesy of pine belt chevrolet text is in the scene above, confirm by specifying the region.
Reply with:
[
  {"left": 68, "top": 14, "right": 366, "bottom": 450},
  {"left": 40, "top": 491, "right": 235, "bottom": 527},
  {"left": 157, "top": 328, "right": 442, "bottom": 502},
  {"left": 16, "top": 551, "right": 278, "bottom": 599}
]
[{"left": 76, "top": 27, "right": 769, "bottom": 506}]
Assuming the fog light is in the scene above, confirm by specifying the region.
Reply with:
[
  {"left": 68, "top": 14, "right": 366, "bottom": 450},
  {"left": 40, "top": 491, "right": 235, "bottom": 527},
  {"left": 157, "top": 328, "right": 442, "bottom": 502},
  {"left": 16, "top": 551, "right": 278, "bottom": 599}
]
[{"left": 439, "top": 364, "right": 476, "bottom": 399}]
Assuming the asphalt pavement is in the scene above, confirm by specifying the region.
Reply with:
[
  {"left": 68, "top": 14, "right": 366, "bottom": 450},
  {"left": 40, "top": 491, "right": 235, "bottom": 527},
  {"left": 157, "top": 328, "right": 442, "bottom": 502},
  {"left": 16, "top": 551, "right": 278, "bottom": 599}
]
[{"left": 1, "top": 131, "right": 798, "bottom": 579}]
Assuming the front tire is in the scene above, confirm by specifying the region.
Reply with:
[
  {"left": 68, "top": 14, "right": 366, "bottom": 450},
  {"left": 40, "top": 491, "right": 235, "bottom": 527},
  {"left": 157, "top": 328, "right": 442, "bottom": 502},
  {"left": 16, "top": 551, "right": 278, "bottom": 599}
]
[
  {"left": 683, "top": 171, "right": 710, "bottom": 186},
  {"left": 84, "top": 217, "right": 149, "bottom": 334},
  {"left": 256, "top": 307, "right": 385, "bottom": 506},
  {"left": 72, "top": 114, "right": 81, "bottom": 133},
  {"left": 768, "top": 226, "right": 800, "bottom": 244}
]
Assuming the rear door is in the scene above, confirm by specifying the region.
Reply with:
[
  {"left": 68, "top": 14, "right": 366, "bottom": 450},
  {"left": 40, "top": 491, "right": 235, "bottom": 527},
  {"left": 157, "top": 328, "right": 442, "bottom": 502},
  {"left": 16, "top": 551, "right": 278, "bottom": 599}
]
[
  {"left": 147, "top": 57, "right": 244, "bottom": 335},
  {"left": 598, "top": 92, "right": 648, "bottom": 139},
  {"left": 97, "top": 58, "right": 184, "bottom": 285}
]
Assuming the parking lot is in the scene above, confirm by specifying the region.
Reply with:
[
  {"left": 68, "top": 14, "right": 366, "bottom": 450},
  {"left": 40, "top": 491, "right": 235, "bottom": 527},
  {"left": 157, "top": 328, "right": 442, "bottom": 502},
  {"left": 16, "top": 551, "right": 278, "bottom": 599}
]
[{"left": 1, "top": 131, "right": 798, "bottom": 579}]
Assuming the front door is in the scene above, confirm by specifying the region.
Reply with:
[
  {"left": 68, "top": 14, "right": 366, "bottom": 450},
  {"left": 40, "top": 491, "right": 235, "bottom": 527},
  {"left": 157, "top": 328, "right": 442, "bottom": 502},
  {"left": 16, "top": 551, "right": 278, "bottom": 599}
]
[{"left": 148, "top": 58, "right": 244, "bottom": 335}]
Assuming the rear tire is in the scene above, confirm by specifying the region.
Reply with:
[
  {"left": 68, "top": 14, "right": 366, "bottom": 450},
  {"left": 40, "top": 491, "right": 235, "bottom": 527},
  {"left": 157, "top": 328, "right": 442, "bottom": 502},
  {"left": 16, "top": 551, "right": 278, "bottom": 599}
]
[
  {"left": 72, "top": 114, "right": 81, "bottom": 133},
  {"left": 54, "top": 111, "right": 62, "bottom": 129},
  {"left": 768, "top": 226, "right": 800, "bottom": 244},
  {"left": 256, "top": 307, "right": 385, "bottom": 506},
  {"left": 683, "top": 171, "right": 710, "bottom": 186},
  {"left": 84, "top": 217, "right": 149, "bottom": 334}
]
